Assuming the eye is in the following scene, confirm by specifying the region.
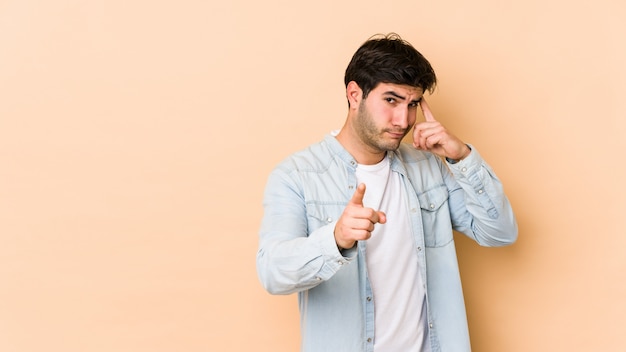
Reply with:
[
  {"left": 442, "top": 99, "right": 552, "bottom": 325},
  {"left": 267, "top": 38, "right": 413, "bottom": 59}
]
[
  {"left": 385, "top": 97, "right": 396, "bottom": 104},
  {"left": 408, "top": 101, "right": 419, "bottom": 108}
]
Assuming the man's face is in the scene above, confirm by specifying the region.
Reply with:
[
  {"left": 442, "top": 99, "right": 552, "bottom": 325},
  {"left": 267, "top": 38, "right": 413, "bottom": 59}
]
[{"left": 354, "top": 82, "right": 424, "bottom": 153}]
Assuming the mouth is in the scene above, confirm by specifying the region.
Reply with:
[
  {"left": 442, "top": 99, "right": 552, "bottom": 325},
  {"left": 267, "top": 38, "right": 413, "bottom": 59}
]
[{"left": 386, "top": 130, "right": 406, "bottom": 139}]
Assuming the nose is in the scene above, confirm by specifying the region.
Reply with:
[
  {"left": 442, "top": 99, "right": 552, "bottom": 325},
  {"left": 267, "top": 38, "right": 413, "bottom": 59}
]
[{"left": 392, "top": 107, "right": 410, "bottom": 129}]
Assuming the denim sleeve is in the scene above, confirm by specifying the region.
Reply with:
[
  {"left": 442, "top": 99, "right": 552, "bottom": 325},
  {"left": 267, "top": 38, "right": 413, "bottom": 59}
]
[
  {"left": 443, "top": 145, "right": 518, "bottom": 246},
  {"left": 256, "top": 168, "right": 356, "bottom": 295}
]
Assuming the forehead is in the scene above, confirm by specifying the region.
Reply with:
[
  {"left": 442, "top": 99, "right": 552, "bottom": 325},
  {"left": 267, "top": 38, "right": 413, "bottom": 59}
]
[{"left": 371, "top": 82, "right": 424, "bottom": 98}]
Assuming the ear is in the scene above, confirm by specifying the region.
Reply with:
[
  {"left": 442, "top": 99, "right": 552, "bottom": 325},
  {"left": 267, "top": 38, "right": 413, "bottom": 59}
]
[{"left": 346, "top": 81, "right": 362, "bottom": 110}]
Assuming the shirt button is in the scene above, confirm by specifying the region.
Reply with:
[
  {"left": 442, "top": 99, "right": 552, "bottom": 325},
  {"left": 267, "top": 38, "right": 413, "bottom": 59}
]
[
  {"left": 367, "top": 338, "right": 372, "bottom": 343},
  {"left": 367, "top": 296, "right": 372, "bottom": 302},
  {"left": 315, "top": 276, "right": 322, "bottom": 281},
  {"left": 338, "top": 261, "right": 343, "bottom": 265},
  {"left": 478, "top": 189, "right": 484, "bottom": 194},
  {"left": 326, "top": 217, "right": 333, "bottom": 223},
  {"left": 417, "top": 247, "right": 422, "bottom": 251},
  {"left": 429, "top": 203, "right": 435, "bottom": 209},
  {"left": 429, "top": 323, "right": 434, "bottom": 329},
  {"left": 461, "top": 167, "right": 467, "bottom": 172}
]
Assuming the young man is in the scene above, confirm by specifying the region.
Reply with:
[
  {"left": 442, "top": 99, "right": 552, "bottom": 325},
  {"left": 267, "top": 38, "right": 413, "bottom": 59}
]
[{"left": 256, "top": 33, "right": 518, "bottom": 352}]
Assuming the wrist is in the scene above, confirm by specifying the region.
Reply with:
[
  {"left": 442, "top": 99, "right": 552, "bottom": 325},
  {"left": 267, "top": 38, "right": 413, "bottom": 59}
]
[
  {"left": 446, "top": 144, "right": 471, "bottom": 164},
  {"left": 337, "top": 241, "right": 356, "bottom": 251}
]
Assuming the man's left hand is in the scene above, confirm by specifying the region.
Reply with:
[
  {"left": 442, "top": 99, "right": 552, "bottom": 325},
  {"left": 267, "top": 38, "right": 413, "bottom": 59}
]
[{"left": 412, "top": 98, "right": 471, "bottom": 161}]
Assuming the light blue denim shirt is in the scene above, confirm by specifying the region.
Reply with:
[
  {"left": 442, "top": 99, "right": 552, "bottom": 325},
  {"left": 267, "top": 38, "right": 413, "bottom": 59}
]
[{"left": 257, "top": 134, "right": 517, "bottom": 352}]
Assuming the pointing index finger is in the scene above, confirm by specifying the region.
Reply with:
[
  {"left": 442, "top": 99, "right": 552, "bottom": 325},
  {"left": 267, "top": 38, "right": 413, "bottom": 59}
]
[
  {"left": 349, "top": 183, "right": 366, "bottom": 206},
  {"left": 420, "top": 97, "right": 436, "bottom": 122}
]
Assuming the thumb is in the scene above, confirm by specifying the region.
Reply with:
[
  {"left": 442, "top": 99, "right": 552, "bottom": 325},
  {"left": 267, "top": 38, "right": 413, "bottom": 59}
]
[
  {"left": 349, "top": 183, "right": 366, "bottom": 206},
  {"left": 377, "top": 211, "right": 387, "bottom": 224}
]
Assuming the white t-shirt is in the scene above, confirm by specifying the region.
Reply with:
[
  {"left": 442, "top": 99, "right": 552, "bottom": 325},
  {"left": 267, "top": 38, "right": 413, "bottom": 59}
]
[{"left": 356, "top": 157, "right": 430, "bottom": 352}]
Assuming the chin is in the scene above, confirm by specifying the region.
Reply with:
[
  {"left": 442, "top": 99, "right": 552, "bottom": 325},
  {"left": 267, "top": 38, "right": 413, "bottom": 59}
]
[{"left": 380, "top": 142, "right": 401, "bottom": 152}]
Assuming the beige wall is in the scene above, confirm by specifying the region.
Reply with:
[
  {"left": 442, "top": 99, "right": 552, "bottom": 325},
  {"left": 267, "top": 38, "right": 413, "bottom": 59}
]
[{"left": 1, "top": 0, "right": 624, "bottom": 351}]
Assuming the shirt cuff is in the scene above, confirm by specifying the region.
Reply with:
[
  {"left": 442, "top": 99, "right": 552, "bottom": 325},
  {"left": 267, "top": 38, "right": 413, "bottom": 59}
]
[{"left": 445, "top": 144, "right": 483, "bottom": 177}]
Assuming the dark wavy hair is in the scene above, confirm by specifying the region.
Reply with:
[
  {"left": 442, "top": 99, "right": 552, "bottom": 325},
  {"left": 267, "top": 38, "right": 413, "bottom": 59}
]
[{"left": 344, "top": 33, "right": 437, "bottom": 104}]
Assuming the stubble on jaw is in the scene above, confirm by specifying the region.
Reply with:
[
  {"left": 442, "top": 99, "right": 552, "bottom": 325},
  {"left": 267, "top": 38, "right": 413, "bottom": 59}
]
[{"left": 354, "top": 104, "right": 406, "bottom": 154}]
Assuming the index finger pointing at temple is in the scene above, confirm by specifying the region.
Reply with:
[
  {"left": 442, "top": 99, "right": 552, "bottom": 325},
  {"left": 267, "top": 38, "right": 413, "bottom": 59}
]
[{"left": 420, "top": 97, "right": 436, "bottom": 122}]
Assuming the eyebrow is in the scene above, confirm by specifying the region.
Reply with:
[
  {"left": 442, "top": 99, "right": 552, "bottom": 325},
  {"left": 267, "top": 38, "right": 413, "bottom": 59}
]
[{"left": 383, "top": 91, "right": 422, "bottom": 105}]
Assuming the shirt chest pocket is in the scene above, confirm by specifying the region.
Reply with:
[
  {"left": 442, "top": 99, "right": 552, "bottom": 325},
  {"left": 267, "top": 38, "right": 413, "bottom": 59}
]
[
  {"left": 305, "top": 202, "right": 345, "bottom": 235},
  {"left": 418, "top": 185, "right": 453, "bottom": 248}
]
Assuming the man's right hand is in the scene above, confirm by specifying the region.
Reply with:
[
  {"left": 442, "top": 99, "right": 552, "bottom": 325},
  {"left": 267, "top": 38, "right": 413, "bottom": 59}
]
[{"left": 334, "top": 183, "right": 387, "bottom": 250}]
